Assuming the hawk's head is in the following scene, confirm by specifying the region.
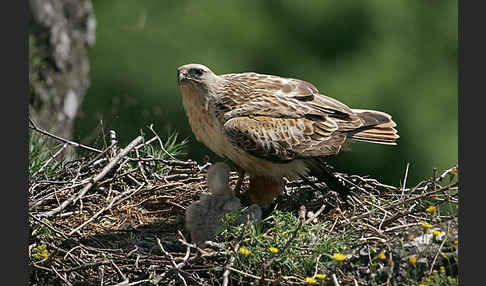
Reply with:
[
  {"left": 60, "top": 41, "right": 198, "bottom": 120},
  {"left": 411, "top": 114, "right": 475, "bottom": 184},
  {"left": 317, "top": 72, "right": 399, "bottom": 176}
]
[{"left": 177, "top": 64, "right": 219, "bottom": 92}]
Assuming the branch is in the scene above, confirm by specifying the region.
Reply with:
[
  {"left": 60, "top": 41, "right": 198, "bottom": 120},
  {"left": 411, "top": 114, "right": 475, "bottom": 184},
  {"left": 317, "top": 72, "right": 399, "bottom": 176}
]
[
  {"left": 345, "top": 182, "right": 457, "bottom": 224},
  {"left": 41, "top": 136, "right": 144, "bottom": 217},
  {"left": 29, "top": 116, "right": 102, "bottom": 153}
]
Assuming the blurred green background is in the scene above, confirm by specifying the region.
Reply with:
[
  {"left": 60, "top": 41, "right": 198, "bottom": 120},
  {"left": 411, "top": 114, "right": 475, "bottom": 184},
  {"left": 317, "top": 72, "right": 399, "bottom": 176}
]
[{"left": 74, "top": 0, "right": 457, "bottom": 187}]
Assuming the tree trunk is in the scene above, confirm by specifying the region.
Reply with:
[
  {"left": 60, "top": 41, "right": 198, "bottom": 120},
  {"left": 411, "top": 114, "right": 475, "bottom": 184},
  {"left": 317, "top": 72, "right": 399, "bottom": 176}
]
[{"left": 28, "top": 0, "right": 96, "bottom": 156}]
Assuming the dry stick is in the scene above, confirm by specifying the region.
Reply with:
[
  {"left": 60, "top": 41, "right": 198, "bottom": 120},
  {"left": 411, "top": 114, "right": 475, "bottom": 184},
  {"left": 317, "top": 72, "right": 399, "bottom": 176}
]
[
  {"left": 222, "top": 243, "right": 239, "bottom": 286},
  {"left": 223, "top": 218, "right": 252, "bottom": 286},
  {"left": 305, "top": 201, "right": 328, "bottom": 224},
  {"left": 134, "top": 135, "right": 158, "bottom": 150},
  {"left": 345, "top": 182, "right": 457, "bottom": 224},
  {"left": 147, "top": 124, "right": 177, "bottom": 160},
  {"left": 428, "top": 234, "right": 448, "bottom": 275},
  {"left": 29, "top": 213, "right": 69, "bottom": 239},
  {"left": 428, "top": 221, "right": 451, "bottom": 275},
  {"left": 32, "top": 143, "right": 68, "bottom": 178},
  {"left": 51, "top": 266, "right": 74, "bottom": 286},
  {"left": 223, "top": 231, "right": 246, "bottom": 285},
  {"left": 29, "top": 116, "right": 102, "bottom": 153},
  {"left": 67, "top": 183, "right": 146, "bottom": 235},
  {"left": 111, "top": 260, "right": 129, "bottom": 286},
  {"left": 400, "top": 163, "right": 410, "bottom": 199},
  {"left": 332, "top": 273, "right": 341, "bottom": 286},
  {"left": 436, "top": 165, "right": 458, "bottom": 182},
  {"left": 134, "top": 145, "right": 150, "bottom": 184},
  {"left": 41, "top": 136, "right": 144, "bottom": 218},
  {"left": 324, "top": 216, "right": 339, "bottom": 239},
  {"left": 225, "top": 267, "right": 275, "bottom": 283},
  {"left": 156, "top": 238, "right": 188, "bottom": 286},
  {"left": 87, "top": 142, "right": 117, "bottom": 166},
  {"left": 312, "top": 254, "right": 322, "bottom": 278},
  {"left": 59, "top": 261, "right": 111, "bottom": 273}
]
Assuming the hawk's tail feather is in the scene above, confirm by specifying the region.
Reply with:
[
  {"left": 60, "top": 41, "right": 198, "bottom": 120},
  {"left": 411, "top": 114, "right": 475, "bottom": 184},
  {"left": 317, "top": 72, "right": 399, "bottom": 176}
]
[
  {"left": 348, "top": 109, "right": 399, "bottom": 145},
  {"left": 302, "top": 158, "right": 351, "bottom": 201}
]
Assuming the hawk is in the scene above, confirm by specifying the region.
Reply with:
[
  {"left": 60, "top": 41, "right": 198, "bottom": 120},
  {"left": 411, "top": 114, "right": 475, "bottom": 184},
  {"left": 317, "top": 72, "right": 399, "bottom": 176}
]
[{"left": 177, "top": 63, "right": 399, "bottom": 203}]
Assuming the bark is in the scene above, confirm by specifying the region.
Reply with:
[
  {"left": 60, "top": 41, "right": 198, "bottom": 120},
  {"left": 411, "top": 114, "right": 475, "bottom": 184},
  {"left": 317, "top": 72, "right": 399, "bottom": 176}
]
[{"left": 28, "top": 0, "right": 96, "bottom": 147}]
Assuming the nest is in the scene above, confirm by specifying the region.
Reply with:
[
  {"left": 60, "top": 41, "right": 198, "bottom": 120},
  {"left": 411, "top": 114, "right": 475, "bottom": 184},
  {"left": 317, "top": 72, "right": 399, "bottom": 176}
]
[{"left": 28, "top": 121, "right": 458, "bottom": 285}]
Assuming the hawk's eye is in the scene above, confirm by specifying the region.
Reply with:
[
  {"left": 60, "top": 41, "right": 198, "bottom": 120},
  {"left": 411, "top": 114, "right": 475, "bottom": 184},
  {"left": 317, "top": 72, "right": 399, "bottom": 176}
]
[{"left": 189, "top": 68, "right": 204, "bottom": 78}]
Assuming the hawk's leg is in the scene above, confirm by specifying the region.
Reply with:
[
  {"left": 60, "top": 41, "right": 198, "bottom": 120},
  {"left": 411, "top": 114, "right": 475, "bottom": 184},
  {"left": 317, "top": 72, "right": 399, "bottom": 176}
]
[
  {"left": 233, "top": 164, "right": 246, "bottom": 196},
  {"left": 248, "top": 175, "right": 285, "bottom": 204}
]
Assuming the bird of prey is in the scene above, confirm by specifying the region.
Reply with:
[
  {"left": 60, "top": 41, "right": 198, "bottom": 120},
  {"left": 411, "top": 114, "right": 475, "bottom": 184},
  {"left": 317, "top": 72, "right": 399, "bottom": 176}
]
[{"left": 177, "top": 63, "right": 399, "bottom": 203}]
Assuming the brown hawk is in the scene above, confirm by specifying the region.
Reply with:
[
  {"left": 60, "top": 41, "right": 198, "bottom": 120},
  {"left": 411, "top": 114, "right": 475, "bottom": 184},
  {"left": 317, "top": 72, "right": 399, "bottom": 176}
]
[{"left": 177, "top": 63, "right": 399, "bottom": 203}]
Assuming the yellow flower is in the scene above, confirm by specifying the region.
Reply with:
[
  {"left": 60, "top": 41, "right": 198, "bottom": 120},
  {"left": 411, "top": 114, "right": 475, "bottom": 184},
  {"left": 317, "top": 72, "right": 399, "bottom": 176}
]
[
  {"left": 305, "top": 277, "right": 317, "bottom": 284},
  {"left": 430, "top": 229, "right": 442, "bottom": 236},
  {"left": 433, "top": 269, "right": 438, "bottom": 273},
  {"left": 332, "top": 253, "right": 347, "bottom": 261},
  {"left": 378, "top": 252, "right": 386, "bottom": 260},
  {"left": 238, "top": 247, "right": 251, "bottom": 256},
  {"left": 419, "top": 221, "right": 432, "bottom": 228},
  {"left": 451, "top": 166, "right": 458, "bottom": 175},
  {"left": 32, "top": 244, "right": 49, "bottom": 260},
  {"left": 440, "top": 266, "right": 446, "bottom": 273},
  {"left": 41, "top": 250, "right": 49, "bottom": 259},
  {"left": 454, "top": 239, "right": 458, "bottom": 245},
  {"left": 315, "top": 274, "right": 327, "bottom": 279},
  {"left": 418, "top": 284, "right": 426, "bottom": 286},
  {"left": 426, "top": 205, "right": 437, "bottom": 213},
  {"left": 268, "top": 247, "right": 279, "bottom": 254},
  {"left": 409, "top": 255, "right": 417, "bottom": 265}
]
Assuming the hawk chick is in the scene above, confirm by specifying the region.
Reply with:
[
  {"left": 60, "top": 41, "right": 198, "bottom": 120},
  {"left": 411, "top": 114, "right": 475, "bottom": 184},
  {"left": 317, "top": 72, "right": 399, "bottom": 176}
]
[
  {"left": 185, "top": 162, "right": 262, "bottom": 245},
  {"left": 177, "top": 64, "right": 399, "bottom": 203}
]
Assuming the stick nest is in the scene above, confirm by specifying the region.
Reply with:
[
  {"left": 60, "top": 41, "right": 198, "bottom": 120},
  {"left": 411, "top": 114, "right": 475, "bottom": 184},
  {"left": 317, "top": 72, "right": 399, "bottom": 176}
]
[{"left": 28, "top": 126, "right": 458, "bottom": 285}]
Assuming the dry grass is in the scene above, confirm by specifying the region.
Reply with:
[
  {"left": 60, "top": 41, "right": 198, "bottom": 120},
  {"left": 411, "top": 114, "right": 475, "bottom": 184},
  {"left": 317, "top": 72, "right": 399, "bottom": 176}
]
[{"left": 28, "top": 123, "right": 458, "bottom": 286}]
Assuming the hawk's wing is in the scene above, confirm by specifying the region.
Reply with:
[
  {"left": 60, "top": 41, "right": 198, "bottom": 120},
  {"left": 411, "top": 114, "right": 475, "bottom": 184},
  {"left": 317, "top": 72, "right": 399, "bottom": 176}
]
[
  {"left": 224, "top": 116, "right": 347, "bottom": 163},
  {"left": 220, "top": 73, "right": 364, "bottom": 162},
  {"left": 220, "top": 73, "right": 363, "bottom": 128}
]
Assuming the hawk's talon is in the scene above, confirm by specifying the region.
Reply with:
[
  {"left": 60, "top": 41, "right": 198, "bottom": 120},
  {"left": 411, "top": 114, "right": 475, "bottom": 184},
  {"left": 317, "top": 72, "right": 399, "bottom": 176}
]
[{"left": 233, "top": 165, "right": 245, "bottom": 196}]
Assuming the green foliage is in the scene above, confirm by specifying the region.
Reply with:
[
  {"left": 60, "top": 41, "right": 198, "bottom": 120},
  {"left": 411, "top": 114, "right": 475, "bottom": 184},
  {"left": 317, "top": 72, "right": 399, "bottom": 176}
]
[
  {"left": 420, "top": 267, "right": 458, "bottom": 286},
  {"left": 75, "top": 0, "right": 457, "bottom": 186},
  {"left": 219, "top": 210, "right": 354, "bottom": 279},
  {"left": 29, "top": 132, "right": 61, "bottom": 179},
  {"left": 132, "top": 131, "right": 188, "bottom": 176}
]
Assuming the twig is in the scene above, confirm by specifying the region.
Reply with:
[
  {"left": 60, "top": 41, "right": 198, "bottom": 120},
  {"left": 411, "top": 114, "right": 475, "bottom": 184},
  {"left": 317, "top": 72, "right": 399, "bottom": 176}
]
[
  {"left": 226, "top": 267, "right": 275, "bottom": 283},
  {"left": 134, "top": 147, "right": 149, "bottom": 184},
  {"left": 222, "top": 218, "right": 252, "bottom": 286},
  {"left": 111, "top": 260, "right": 129, "bottom": 286},
  {"left": 428, "top": 221, "right": 451, "bottom": 275},
  {"left": 41, "top": 136, "right": 144, "bottom": 217},
  {"left": 222, "top": 243, "right": 239, "bottom": 286},
  {"left": 346, "top": 182, "right": 457, "bottom": 224},
  {"left": 29, "top": 116, "right": 102, "bottom": 153},
  {"left": 156, "top": 238, "right": 188, "bottom": 286},
  {"left": 29, "top": 213, "right": 68, "bottom": 239},
  {"left": 51, "top": 266, "right": 73, "bottom": 286},
  {"left": 32, "top": 143, "right": 68, "bottom": 178},
  {"left": 305, "top": 201, "right": 327, "bottom": 224},
  {"left": 436, "top": 165, "right": 458, "bottom": 182},
  {"left": 147, "top": 124, "right": 177, "bottom": 160},
  {"left": 59, "top": 261, "right": 111, "bottom": 272},
  {"left": 67, "top": 183, "right": 145, "bottom": 235},
  {"left": 332, "top": 273, "right": 341, "bottom": 286},
  {"left": 400, "top": 163, "right": 410, "bottom": 199},
  {"left": 324, "top": 216, "right": 339, "bottom": 239}
]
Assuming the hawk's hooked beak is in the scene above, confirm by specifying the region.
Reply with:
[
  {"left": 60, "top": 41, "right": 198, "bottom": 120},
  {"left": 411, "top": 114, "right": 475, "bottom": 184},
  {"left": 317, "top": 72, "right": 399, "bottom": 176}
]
[{"left": 178, "top": 69, "right": 187, "bottom": 85}]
